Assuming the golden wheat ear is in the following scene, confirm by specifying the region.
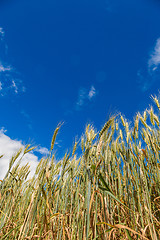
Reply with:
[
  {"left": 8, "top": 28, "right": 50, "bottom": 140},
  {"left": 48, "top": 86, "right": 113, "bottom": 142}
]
[{"left": 0, "top": 96, "right": 160, "bottom": 239}]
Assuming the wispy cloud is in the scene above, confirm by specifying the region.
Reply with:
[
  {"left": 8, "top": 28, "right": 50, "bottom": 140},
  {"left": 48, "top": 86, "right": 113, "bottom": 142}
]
[
  {"left": 36, "top": 147, "right": 49, "bottom": 155},
  {"left": 0, "top": 27, "right": 4, "bottom": 39},
  {"left": 76, "top": 85, "right": 97, "bottom": 110},
  {"left": 0, "top": 63, "right": 12, "bottom": 72},
  {"left": 0, "top": 128, "right": 39, "bottom": 179},
  {"left": 0, "top": 70, "right": 25, "bottom": 96},
  {"left": 76, "top": 88, "right": 87, "bottom": 107},
  {"left": 148, "top": 38, "right": 160, "bottom": 72},
  {"left": 55, "top": 139, "right": 62, "bottom": 148},
  {"left": 137, "top": 37, "right": 160, "bottom": 92},
  {"left": 0, "top": 61, "right": 25, "bottom": 96},
  {"left": 0, "top": 82, "right": 2, "bottom": 91},
  {"left": 11, "top": 80, "right": 18, "bottom": 94},
  {"left": 88, "top": 86, "right": 96, "bottom": 100},
  {"left": 0, "top": 27, "right": 25, "bottom": 96},
  {"left": 137, "top": 69, "right": 158, "bottom": 92}
]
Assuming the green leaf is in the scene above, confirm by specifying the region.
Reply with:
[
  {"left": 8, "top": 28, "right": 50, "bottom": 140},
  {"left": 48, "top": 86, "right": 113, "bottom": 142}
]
[
  {"left": 125, "top": 229, "right": 133, "bottom": 240},
  {"left": 98, "top": 172, "right": 134, "bottom": 213},
  {"left": 105, "top": 228, "right": 114, "bottom": 233},
  {"left": 99, "top": 172, "right": 113, "bottom": 193}
]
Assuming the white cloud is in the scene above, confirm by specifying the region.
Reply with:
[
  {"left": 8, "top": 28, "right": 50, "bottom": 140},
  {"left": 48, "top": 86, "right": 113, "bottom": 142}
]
[
  {"left": 137, "top": 70, "right": 152, "bottom": 92},
  {"left": 36, "top": 147, "right": 49, "bottom": 155},
  {"left": 76, "top": 88, "right": 87, "bottom": 107},
  {"left": 0, "top": 27, "right": 4, "bottom": 39},
  {"left": 54, "top": 139, "right": 62, "bottom": 148},
  {"left": 0, "top": 63, "right": 12, "bottom": 73},
  {"left": 148, "top": 38, "right": 160, "bottom": 71},
  {"left": 0, "top": 129, "right": 39, "bottom": 180},
  {"left": 11, "top": 80, "right": 18, "bottom": 94},
  {"left": 76, "top": 86, "right": 97, "bottom": 109},
  {"left": 0, "top": 66, "right": 24, "bottom": 96},
  {"left": 137, "top": 38, "right": 160, "bottom": 92},
  {"left": 0, "top": 82, "right": 2, "bottom": 91},
  {"left": 0, "top": 27, "right": 25, "bottom": 96},
  {"left": 88, "top": 86, "right": 96, "bottom": 100}
]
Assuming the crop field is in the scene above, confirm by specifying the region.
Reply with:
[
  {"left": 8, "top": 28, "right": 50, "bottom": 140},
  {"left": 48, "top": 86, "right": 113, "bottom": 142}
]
[{"left": 0, "top": 95, "right": 160, "bottom": 239}]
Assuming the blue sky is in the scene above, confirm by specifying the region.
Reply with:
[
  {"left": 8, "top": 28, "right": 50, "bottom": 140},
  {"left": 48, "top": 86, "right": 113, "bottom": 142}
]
[{"left": 0, "top": 0, "right": 160, "bottom": 167}]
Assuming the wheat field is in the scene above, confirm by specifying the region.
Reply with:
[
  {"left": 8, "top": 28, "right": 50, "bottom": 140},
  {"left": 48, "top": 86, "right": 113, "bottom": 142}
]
[{"left": 0, "top": 95, "right": 160, "bottom": 239}]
